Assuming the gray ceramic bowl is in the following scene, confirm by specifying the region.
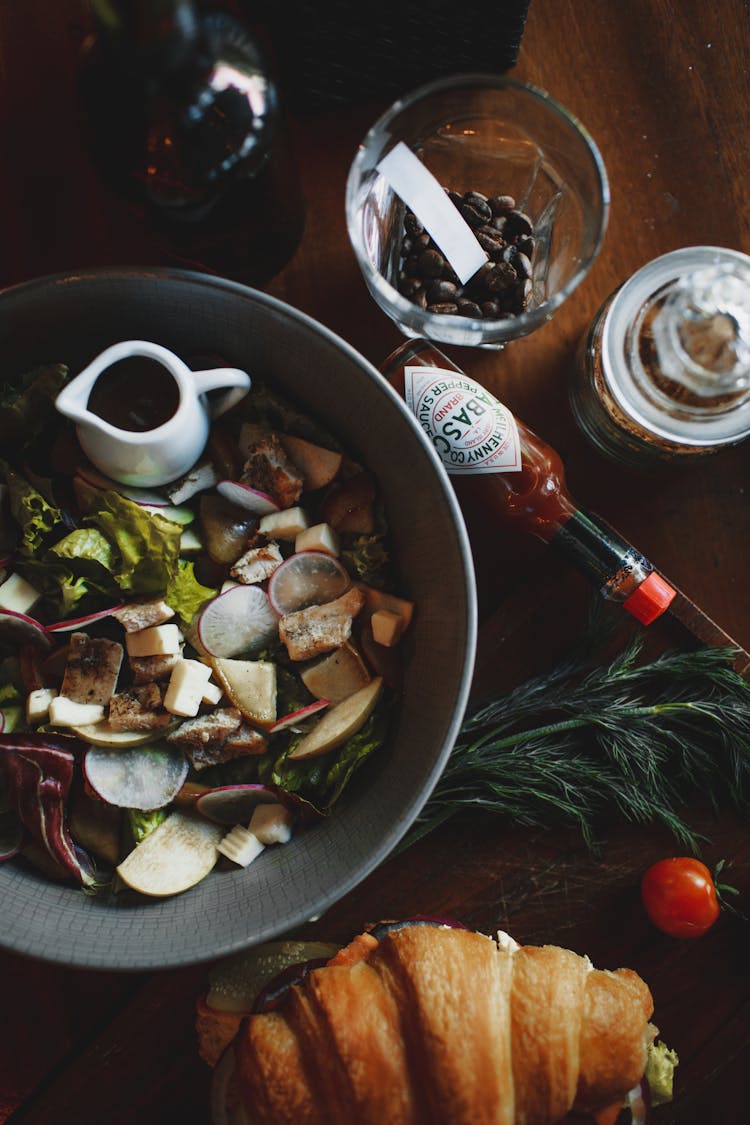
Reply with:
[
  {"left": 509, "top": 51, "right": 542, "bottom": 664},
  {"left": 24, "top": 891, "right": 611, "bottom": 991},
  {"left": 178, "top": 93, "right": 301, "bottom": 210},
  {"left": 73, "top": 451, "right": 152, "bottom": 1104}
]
[{"left": 0, "top": 269, "right": 476, "bottom": 970}]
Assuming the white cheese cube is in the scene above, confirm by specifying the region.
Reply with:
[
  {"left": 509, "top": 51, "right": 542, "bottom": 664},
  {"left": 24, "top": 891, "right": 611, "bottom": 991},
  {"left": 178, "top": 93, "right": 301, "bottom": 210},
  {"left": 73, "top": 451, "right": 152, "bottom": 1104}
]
[
  {"left": 220, "top": 579, "right": 242, "bottom": 594},
  {"left": 295, "top": 522, "right": 340, "bottom": 557},
  {"left": 164, "top": 658, "right": 212, "bottom": 717},
  {"left": 48, "top": 696, "right": 105, "bottom": 728},
  {"left": 26, "top": 687, "right": 58, "bottom": 725},
  {"left": 248, "top": 802, "right": 295, "bottom": 845},
  {"left": 217, "top": 825, "right": 265, "bottom": 868},
  {"left": 201, "top": 680, "right": 224, "bottom": 706},
  {"left": 259, "top": 506, "right": 310, "bottom": 540},
  {"left": 0, "top": 572, "right": 42, "bottom": 616},
  {"left": 125, "top": 623, "right": 183, "bottom": 657},
  {"left": 179, "top": 527, "right": 203, "bottom": 555}
]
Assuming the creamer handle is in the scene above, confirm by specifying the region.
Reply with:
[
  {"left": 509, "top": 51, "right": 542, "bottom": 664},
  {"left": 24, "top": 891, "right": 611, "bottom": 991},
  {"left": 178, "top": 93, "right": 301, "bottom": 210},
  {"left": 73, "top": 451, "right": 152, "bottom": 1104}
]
[{"left": 193, "top": 367, "right": 251, "bottom": 418}]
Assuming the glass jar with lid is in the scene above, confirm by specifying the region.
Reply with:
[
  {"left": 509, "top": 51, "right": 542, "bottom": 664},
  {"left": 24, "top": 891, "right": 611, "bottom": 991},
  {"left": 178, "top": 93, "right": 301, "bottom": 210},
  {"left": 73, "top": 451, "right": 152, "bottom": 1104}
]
[{"left": 570, "top": 246, "right": 750, "bottom": 467}]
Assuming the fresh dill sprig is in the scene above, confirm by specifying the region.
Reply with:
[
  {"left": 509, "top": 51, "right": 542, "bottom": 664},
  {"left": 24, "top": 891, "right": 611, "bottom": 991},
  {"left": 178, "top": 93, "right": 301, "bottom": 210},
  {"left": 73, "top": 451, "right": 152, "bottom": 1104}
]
[{"left": 401, "top": 619, "right": 750, "bottom": 854}]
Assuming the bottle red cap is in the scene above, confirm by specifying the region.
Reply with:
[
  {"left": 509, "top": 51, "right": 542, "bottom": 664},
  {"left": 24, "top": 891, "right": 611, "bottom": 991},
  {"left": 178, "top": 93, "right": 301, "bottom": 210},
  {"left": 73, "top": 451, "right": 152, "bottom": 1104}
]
[{"left": 623, "top": 571, "right": 676, "bottom": 625}]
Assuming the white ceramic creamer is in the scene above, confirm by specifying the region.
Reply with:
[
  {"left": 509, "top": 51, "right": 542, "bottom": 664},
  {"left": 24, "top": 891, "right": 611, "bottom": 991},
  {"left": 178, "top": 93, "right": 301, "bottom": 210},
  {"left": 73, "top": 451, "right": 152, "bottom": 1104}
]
[{"left": 55, "top": 340, "right": 251, "bottom": 486}]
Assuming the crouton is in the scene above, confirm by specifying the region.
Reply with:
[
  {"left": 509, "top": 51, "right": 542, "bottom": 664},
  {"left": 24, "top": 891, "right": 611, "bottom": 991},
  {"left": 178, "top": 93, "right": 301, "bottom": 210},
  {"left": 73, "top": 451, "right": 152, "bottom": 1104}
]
[
  {"left": 129, "top": 651, "right": 181, "bottom": 684},
  {"left": 166, "top": 707, "right": 243, "bottom": 770},
  {"left": 108, "top": 684, "right": 172, "bottom": 732}
]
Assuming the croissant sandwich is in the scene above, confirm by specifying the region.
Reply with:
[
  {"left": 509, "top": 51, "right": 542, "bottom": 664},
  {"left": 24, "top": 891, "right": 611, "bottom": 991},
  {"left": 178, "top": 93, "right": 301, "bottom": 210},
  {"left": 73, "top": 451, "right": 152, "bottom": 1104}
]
[{"left": 204, "top": 921, "right": 674, "bottom": 1125}]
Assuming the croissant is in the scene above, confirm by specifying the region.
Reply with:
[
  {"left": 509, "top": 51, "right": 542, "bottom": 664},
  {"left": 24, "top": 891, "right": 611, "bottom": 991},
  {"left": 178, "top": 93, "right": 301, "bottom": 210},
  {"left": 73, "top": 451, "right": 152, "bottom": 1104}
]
[{"left": 222, "top": 924, "right": 656, "bottom": 1125}]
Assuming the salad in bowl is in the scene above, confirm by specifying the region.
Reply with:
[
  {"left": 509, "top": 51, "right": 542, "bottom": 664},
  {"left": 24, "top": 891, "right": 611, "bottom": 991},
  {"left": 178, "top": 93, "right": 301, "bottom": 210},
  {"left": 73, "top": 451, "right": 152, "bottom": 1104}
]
[{"left": 0, "top": 358, "right": 415, "bottom": 899}]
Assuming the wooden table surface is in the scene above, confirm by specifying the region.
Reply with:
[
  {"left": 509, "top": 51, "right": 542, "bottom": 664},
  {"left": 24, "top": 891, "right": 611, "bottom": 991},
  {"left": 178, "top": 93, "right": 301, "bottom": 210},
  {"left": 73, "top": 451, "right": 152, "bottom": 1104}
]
[{"left": 2, "top": 1, "right": 750, "bottom": 1122}]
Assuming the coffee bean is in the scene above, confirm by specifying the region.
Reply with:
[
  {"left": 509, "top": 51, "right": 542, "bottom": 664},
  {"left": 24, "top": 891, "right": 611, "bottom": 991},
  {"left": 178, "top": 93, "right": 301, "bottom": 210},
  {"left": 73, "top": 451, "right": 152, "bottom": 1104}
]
[
  {"left": 404, "top": 212, "right": 424, "bottom": 237},
  {"left": 456, "top": 298, "right": 483, "bottom": 318},
  {"left": 426, "top": 279, "right": 458, "bottom": 303},
  {"left": 459, "top": 202, "right": 486, "bottom": 229},
  {"left": 427, "top": 303, "right": 459, "bottom": 315},
  {"left": 485, "top": 262, "right": 518, "bottom": 294},
  {"left": 462, "top": 192, "right": 492, "bottom": 222},
  {"left": 398, "top": 277, "right": 424, "bottom": 298},
  {"left": 489, "top": 195, "right": 516, "bottom": 216},
  {"left": 505, "top": 209, "right": 534, "bottom": 237},
  {"left": 476, "top": 230, "right": 505, "bottom": 258},
  {"left": 418, "top": 248, "right": 445, "bottom": 278},
  {"left": 398, "top": 186, "right": 533, "bottom": 319}
]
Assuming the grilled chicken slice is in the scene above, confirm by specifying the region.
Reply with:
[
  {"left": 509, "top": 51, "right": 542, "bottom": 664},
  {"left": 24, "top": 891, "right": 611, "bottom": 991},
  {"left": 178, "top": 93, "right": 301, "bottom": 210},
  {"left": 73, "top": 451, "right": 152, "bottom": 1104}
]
[
  {"left": 279, "top": 587, "right": 366, "bottom": 661},
  {"left": 112, "top": 598, "right": 175, "bottom": 633},
  {"left": 230, "top": 542, "right": 284, "bottom": 585},
  {"left": 60, "top": 632, "right": 123, "bottom": 706},
  {"left": 241, "top": 434, "right": 304, "bottom": 510},
  {"left": 166, "top": 707, "right": 244, "bottom": 771}
]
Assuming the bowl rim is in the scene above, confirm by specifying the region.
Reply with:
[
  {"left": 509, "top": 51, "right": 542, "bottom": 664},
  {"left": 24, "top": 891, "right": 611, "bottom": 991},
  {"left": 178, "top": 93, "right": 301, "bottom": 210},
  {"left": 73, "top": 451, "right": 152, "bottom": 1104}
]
[
  {"left": 345, "top": 72, "right": 611, "bottom": 344},
  {"left": 0, "top": 266, "right": 478, "bottom": 970}
]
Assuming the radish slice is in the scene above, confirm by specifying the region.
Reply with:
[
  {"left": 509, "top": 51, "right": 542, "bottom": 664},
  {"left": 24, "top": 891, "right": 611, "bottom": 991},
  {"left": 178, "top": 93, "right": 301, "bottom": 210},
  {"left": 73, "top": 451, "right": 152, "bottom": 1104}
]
[
  {"left": 0, "top": 610, "right": 52, "bottom": 649},
  {"left": 268, "top": 552, "right": 351, "bottom": 616},
  {"left": 83, "top": 744, "right": 189, "bottom": 809},
  {"left": 0, "top": 809, "right": 23, "bottom": 861},
  {"left": 195, "top": 784, "right": 282, "bottom": 826},
  {"left": 76, "top": 464, "right": 169, "bottom": 506},
  {"left": 197, "top": 586, "right": 279, "bottom": 658},
  {"left": 268, "top": 699, "right": 330, "bottom": 734},
  {"left": 216, "top": 481, "right": 280, "bottom": 515},
  {"left": 46, "top": 605, "right": 126, "bottom": 633}
]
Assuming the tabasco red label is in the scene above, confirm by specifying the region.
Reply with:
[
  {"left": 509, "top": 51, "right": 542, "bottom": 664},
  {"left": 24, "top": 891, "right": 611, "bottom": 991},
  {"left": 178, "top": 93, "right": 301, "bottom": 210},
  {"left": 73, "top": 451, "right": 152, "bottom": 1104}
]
[{"left": 404, "top": 365, "right": 522, "bottom": 475}]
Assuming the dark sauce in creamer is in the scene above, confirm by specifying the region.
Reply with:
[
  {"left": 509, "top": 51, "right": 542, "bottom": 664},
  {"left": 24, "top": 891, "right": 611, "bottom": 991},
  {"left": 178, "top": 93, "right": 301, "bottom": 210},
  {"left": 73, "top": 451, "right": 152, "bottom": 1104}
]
[{"left": 86, "top": 357, "right": 180, "bottom": 432}]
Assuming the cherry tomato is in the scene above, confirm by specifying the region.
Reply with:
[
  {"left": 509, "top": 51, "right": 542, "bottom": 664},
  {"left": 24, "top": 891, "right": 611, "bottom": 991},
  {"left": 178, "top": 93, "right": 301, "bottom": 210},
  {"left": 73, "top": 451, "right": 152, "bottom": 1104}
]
[{"left": 641, "top": 857, "right": 720, "bottom": 938}]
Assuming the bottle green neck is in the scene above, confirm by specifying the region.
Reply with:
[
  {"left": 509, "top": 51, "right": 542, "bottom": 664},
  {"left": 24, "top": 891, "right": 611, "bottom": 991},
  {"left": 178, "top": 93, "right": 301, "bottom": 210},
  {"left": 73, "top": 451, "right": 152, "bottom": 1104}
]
[
  {"left": 91, "top": 0, "right": 199, "bottom": 75},
  {"left": 551, "top": 509, "right": 651, "bottom": 603}
]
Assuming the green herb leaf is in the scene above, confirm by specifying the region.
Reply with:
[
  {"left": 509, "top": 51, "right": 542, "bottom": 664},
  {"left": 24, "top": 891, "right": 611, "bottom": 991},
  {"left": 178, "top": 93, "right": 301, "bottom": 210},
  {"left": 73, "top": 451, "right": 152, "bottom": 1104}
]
[{"left": 400, "top": 613, "right": 750, "bottom": 854}]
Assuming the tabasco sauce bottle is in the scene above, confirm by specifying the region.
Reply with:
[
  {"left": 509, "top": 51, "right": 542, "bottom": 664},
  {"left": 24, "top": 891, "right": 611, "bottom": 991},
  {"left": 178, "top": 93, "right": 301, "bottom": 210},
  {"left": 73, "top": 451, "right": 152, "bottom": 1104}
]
[{"left": 380, "top": 339, "right": 675, "bottom": 625}]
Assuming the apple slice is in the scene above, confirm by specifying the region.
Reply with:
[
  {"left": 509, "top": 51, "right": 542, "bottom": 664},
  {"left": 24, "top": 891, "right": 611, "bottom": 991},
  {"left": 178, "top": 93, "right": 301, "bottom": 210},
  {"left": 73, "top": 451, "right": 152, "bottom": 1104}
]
[
  {"left": 215, "top": 481, "right": 280, "bottom": 515},
  {"left": 300, "top": 641, "right": 371, "bottom": 704},
  {"left": 197, "top": 586, "right": 279, "bottom": 658},
  {"left": 116, "top": 811, "right": 223, "bottom": 897},
  {"left": 210, "top": 658, "right": 276, "bottom": 725},
  {"left": 46, "top": 604, "right": 125, "bottom": 634},
  {"left": 268, "top": 699, "right": 330, "bottom": 733},
  {"left": 84, "top": 743, "right": 189, "bottom": 809},
  {"left": 268, "top": 552, "right": 350, "bottom": 616},
  {"left": 195, "top": 784, "right": 281, "bottom": 826},
  {"left": 71, "top": 722, "right": 158, "bottom": 748},
  {"left": 288, "top": 677, "right": 383, "bottom": 761},
  {"left": 278, "top": 434, "right": 343, "bottom": 490}
]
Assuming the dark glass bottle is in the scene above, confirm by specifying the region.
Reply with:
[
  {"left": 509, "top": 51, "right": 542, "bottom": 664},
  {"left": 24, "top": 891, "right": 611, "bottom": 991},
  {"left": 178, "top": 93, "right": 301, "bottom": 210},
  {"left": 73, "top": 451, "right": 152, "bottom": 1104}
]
[
  {"left": 381, "top": 339, "right": 676, "bottom": 625},
  {"left": 79, "top": 0, "right": 304, "bottom": 285}
]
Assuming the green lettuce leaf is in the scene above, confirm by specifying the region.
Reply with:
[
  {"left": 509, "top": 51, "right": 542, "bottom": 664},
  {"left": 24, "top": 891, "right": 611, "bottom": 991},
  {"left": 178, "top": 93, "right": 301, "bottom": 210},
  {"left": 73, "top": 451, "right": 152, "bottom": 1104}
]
[
  {"left": 4, "top": 468, "right": 64, "bottom": 557},
  {"left": 166, "top": 560, "right": 217, "bottom": 627},
  {"left": 340, "top": 534, "right": 391, "bottom": 588},
  {"left": 50, "top": 527, "right": 116, "bottom": 571},
  {"left": 85, "top": 491, "right": 182, "bottom": 596},
  {"left": 0, "top": 364, "right": 68, "bottom": 455},
  {"left": 127, "top": 807, "right": 169, "bottom": 846},
  {"left": 261, "top": 704, "right": 389, "bottom": 814}
]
